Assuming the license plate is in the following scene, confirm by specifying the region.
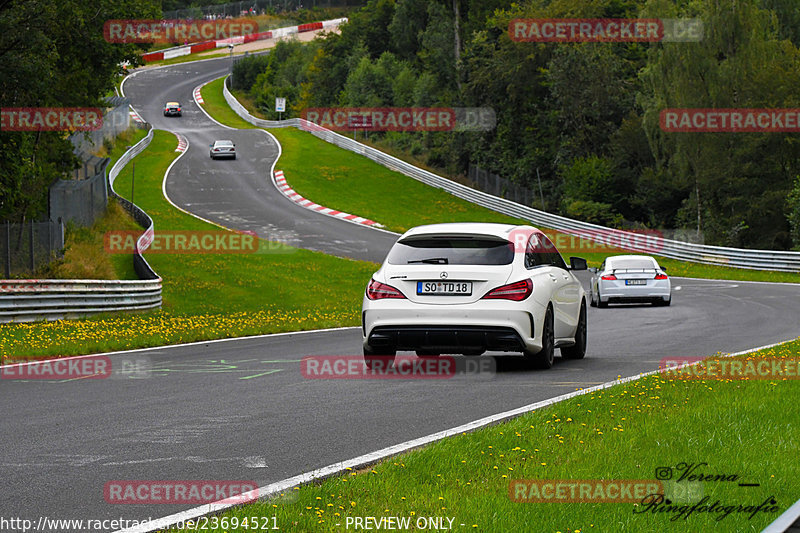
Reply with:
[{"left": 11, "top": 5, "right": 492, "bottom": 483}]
[
  {"left": 417, "top": 281, "right": 473, "bottom": 295},
  {"left": 625, "top": 279, "right": 646, "bottom": 285}
]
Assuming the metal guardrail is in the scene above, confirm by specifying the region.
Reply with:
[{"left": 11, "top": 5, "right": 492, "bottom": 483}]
[
  {"left": 0, "top": 128, "right": 162, "bottom": 323},
  {"left": 223, "top": 78, "right": 800, "bottom": 273}
]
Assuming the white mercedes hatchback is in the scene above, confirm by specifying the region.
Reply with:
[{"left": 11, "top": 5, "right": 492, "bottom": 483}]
[{"left": 361, "top": 223, "right": 588, "bottom": 369}]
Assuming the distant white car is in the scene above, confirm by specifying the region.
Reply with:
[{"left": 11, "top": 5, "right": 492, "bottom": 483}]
[
  {"left": 361, "top": 223, "right": 588, "bottom": 369},
  {"left": 209, "top": 140, "right": 236, "bottom": 159},
  {"left": 589, "top": 255, "right": 671, "bottom": 307}
]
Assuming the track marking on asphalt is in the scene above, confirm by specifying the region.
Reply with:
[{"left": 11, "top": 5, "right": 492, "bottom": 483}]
[
  {"left": 114, "top": 336, "right": 798, "bottom": 533},
  {"left": 0, "top": 329, "right": 358, "bottom": 373},
  {"left": 0, "top": 455, "right": 270, "bottom": 469}
]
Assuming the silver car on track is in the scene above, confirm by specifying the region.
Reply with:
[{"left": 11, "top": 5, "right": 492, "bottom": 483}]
[
  {"left": 589, "top": 255, "right": 671, "bottom": 307},
  {"left": 209, "top": 140, "right": 236, "bottom": 160}
]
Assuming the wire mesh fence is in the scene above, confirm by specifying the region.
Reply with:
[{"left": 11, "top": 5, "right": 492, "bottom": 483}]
[
  {"left": 163, "top": 0, "right": 363, "bottom": 20},
  {"left": 49, "top": 159, "right": 110, "bottom": 229},
  {"left": 467, "top": 164, "right": 535, "bottom": 208},
  {"left": 1, "top": 220, "right": 65, "bottom": 277},
  {"left": 69, "top": 97, "right": 133, "bottom": 158}
]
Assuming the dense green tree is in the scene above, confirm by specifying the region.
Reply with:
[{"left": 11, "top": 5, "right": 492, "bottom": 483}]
[
  {"left": 640, "top": 0, "right": 800, "bottom": 247},
  {"left": 0, "top": 0, "right": 158, "bottom": 222},
  {"left": 231, "top": 0, "right": 800, "bottom": 248}
]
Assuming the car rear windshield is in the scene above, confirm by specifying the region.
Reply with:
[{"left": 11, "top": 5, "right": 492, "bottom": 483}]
[
  {"left": 609, "top": 258, "right": 657, "bottom": 270},
  {"left": 387, "top": 237, "right": 514, "bottom": 265}
]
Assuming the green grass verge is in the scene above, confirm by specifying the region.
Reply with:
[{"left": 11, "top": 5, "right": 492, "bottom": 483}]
[
  {"left": 173, "top": 339, "right": 800, "bottom": 532},
  {"left": 42, "top": 200, "right": 141, "bottom": 280},
  {"left": 201, "top": 77, "right": 800, "bottom": 284},
  {"left": 0, "top": 129, "right": 377, "bottom": 360}
]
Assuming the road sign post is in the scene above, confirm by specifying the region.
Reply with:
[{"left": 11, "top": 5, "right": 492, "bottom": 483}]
[{"left": 275, "top": 97, "right": 286, "bottom": 121}]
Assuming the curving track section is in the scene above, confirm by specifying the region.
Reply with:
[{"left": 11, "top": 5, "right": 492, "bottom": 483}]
[
  {"left": 121, "top": 60, "right": 397, "bottom": 263},
  {"left": 1, "top": 55, "right": 799, "bottom": 531}
]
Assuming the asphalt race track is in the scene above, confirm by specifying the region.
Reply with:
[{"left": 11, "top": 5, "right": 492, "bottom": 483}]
[
  {"left": 122, "top": 58, "right": 398, "bottom": 263},
  {"left": 2, "top": 56, "right": 799, "bottom": 531}
]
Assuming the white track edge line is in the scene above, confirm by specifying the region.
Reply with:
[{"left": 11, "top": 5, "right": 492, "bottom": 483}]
[
  {"left": 114, "top": 336, "right": 798, "bottom": 533},
  {"left": 673, "top": 276, "right": 800, "bottom": 287}
]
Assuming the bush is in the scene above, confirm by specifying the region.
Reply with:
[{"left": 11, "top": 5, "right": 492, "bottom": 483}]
[
  {"left": 560, "top": 155, "right": 616, "bottom": 203},
  {"left": 788, "top": 175, "right": 800, "bottom": 250},
  {"left": 231, "top": 54, "right": 271, "bottom": 92},
  {"left": 565, "top": 199, "right": 624, "bottom": 227}
]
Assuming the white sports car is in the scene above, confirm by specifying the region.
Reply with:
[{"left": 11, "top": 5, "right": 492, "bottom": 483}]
[
  {"left": 361, "top": 223, "right": 588, "bottom": 369},
  {"left": 589, "top": 255, "right": 671, "bottom": 308}
]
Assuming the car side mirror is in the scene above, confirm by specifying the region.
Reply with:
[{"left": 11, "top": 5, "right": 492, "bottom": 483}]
[
  {"left": 660, "top": 266, "right": 667, "bottom": 272},
  {"left": 209, "top": 144, "right": 213, "bottom": 147},
  {"left": 570, "top": 257, "right": 588, "bottom": 271},
  {"left": 588, "top": 267, "right": 598, "bottom": 274}
]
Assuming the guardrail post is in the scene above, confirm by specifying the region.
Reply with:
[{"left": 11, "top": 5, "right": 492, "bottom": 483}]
[
  {"left": 4, "top": 223, "right": 9, "bottom": 277},
  {"left": 29, "top": 219, "right": 35, "bottom": 272}
]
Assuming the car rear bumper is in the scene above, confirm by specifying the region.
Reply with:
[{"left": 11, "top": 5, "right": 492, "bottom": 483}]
[
  {"left": 368, "top": 325, "right": 525, "bottom": 352},
  {"left": 600, "top": 289, "right": 670, "bottom": 300},
  {"left": 362, "top": 303, "right": 541, "bottom": 353},
  {"left": 598, "top": 280, "right": 670, "bottom": 302}
]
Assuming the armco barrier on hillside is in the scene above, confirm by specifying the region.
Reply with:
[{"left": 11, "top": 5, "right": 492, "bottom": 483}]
[
  {"left": 222, "top": 77, "right": 800, "bottom": 273},
  {"left": 0, "top": 127, "right": 162, "bottom": 323}
]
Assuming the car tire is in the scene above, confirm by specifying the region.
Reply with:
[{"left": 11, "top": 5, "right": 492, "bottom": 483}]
[
  {"left": 232, "top": 155, "right": 236, "bottom": 160},
  {"left": 561, "top": 301, "right": 586, "bottom": 360},
  {"left": 524, "top": 306, "right": 554, "bottom": 369},
  {"left": 654, "top": 296, "right": 671, "bottom": 307},
  {"left": 589, "top": 289, "right": 597, "bottom": 307},
  {"left": 415, "top": 349, "right": 440, "bottom": 358},
  {"left": 364, "top": 345, "right": 396, "bottom": 370},
  {"left": 597, "top": 289, "right": 608, "bottom": 308}
]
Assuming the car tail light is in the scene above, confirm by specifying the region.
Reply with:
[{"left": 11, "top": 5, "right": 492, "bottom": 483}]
[
  {"left": 601, "top": 274, "right": 617, "bottom": 280},
  {"left": 366, "top": 279, "right": 405, "bottom": 300},
  {"left": 654, "top": 273, "right": 668, "bottom": 280},
  {"left": 482, "top": 279, "right": 532, "bottom": 301}
]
